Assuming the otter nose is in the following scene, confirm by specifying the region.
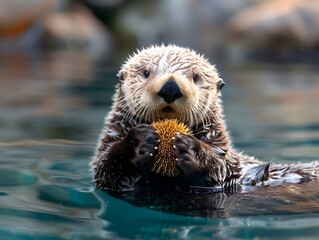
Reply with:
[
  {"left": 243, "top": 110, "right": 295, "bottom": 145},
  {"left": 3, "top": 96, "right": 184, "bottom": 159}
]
[{"left": 157, "top": 80, "right": 182, "bottom": 103}]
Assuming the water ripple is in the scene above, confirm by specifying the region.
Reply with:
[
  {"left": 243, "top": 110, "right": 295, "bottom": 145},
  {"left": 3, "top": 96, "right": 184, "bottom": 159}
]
[{"left": 0, "top": 168, "right": 37, "bottom": 186}]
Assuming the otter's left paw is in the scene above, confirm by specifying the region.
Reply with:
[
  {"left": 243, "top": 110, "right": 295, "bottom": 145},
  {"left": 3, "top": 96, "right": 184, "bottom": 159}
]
[
  {"left": 125, "top": 124, "right": 159, "bottom": 173},
  {"left": 172, "top": 133, "right": 201, "bottom": 176}
]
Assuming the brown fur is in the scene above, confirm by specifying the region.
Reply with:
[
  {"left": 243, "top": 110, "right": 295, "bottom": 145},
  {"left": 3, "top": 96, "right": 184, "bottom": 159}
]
[{"left": 91, "top": 44, "right": 319, "bottom": 192}]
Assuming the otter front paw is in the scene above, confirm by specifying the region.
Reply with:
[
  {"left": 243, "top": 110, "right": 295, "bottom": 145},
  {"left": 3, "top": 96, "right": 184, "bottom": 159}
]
[
  {"left": 125, "top": 124, "right": 159, "bottom": 171},
  {"left": 172, "top": 133, "right": 201, "bottom": 176}
]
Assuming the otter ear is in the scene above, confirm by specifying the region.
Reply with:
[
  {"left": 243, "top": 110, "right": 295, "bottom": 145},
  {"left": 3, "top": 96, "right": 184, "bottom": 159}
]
[
  {"left": 116, "top": 71, "right": 124, "bottom": 82},
  {"left": 116, "top": 70, "right": 128, "bottom": 82},
  {"left": 217, "top": 79, "right": 225, "bottom": 91}
]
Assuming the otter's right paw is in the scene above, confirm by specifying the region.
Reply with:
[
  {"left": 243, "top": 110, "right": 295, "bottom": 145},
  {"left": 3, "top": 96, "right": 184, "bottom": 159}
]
[
  {"left": 125, "top": 124, "right": 159, "bottom": 171},
  {"left": 172, "top": 133, "right": 201, "bottom": 176}
]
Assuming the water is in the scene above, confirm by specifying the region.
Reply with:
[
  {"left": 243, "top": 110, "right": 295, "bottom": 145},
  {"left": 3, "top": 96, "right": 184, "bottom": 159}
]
[{"left": 1, "top": 52, "right": 319, "bottom": 239}]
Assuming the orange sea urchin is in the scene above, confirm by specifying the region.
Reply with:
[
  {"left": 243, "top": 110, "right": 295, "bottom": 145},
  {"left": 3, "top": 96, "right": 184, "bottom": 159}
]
[{"left": 151, "top": 119, "right": 191, "bottom": 177}]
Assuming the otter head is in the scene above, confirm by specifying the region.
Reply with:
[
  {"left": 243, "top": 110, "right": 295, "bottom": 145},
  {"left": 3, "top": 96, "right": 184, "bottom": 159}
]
[{"left": 117, "top": 45, "right": 225, "bottom": 128}]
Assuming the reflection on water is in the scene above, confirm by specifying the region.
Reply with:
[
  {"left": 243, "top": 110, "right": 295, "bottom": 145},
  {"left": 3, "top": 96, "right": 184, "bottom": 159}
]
[
  {"left": 0, "top": 52, "right": 319, "bottom": 239},
  {"left": 95, "top": 181, "right": 319, "bottom": 239},
  {"left": 105, "top": 180, "right": 319, "bottom": 217}
]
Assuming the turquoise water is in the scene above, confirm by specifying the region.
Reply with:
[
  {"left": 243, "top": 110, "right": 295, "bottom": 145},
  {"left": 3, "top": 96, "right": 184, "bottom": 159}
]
[{"left": 1, "top": 53, "right": 319, "bottom": 239}]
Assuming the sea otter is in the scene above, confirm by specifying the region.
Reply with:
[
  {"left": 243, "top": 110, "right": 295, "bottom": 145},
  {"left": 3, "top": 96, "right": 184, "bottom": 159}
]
[{"left": 92, "top": 44, "right": 319, "bottom": 192}]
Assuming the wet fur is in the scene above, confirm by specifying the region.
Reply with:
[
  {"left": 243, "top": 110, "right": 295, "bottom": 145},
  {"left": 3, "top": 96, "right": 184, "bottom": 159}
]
[{"left": 92, "top": 44, "right": 319, "bottom": 192}]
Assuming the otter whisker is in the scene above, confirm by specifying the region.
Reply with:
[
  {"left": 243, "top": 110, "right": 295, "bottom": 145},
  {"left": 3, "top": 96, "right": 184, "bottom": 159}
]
[
  {"left": 187, "top": 98, "right": 201, "bottom": 128},
  {"left": 139, "top": 100, "right": 157, "bottom": 123},
  {"left": 195, "top": 98, "right": 211, "bottom": 127},
  {"left": 135, "top": 105, "right": 147, "bottom": 124},
  {"left": 154, "top": 108, "right": 161, "bottom": 122},
  {"left": 139, "top": 101, "right": 152, "bottom": 123},
  {"left": 127, "top": 97, "right": 148, "bottom": 122},
  {"left": 150, "top": 104, "right": 159, "bottom": 122},
  {"left": 141, "top": 105, "right": 151, "bottom": 123},
  {"left": 123, "top": 104, "right": 133, "bottom": 121},
  {"left": 198, "top": 95, "right": 216, "bottom": 125},
  {"left": 197, "top": 104, "right": 210, "bottom": 128},
  {"left": 125, "top": 98, "right": 139, "bottom": 114},
  {"left": 124, "top": 99, "right": 147, "bottom": 124}
]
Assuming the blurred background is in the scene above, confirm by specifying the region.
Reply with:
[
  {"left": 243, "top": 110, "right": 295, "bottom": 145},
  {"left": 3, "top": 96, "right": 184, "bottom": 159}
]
[
  {"left": 1, "top": 0, "right": 319, "bottom": 160},
  {"left": 2, "top": 0, "right": 319, "bottom": 62}
]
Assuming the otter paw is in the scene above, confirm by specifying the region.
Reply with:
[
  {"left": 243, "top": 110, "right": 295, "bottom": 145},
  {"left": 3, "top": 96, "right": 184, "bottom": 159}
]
[
  {"left": 172, "top": 133, "right": 200, "bottom": 175},
  {"left": 126, "top": 124, "right": 159, "bottom": 171}
]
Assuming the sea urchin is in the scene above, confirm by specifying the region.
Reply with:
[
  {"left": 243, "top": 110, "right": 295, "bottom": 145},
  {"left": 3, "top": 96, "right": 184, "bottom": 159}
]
[{"left": 150, "top": 119, "right": 191, "bottom": 177}]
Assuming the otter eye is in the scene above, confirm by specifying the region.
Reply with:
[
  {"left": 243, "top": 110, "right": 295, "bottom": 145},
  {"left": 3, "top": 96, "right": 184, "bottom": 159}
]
[
  {"left": 143, "top": 70, "right": 150, "bottom": 78},
  {"left": 193, "top": 74, "right": 199, "bottom": 83}
]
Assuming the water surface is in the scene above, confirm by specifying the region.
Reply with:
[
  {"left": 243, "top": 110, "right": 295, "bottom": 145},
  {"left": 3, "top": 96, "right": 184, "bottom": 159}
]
[{"left": 1, "top": 52, "right": 319, "bottom": 239}]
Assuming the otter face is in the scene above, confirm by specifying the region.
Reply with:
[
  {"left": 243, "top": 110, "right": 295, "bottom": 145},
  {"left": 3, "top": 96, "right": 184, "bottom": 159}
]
[{"left": 118, "top": 45, "right": 225, "bottom": 127}]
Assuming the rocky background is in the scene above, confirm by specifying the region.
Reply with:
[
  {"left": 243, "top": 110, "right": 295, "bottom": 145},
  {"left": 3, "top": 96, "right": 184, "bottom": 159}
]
[{"left": 1, "top": 0, "right": 319, "bottom": 64}]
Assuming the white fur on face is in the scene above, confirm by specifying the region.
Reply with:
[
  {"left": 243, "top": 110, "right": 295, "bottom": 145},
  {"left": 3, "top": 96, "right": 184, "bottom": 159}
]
[{"left": 119, "top": 45, "right": 223, "bottom": 128}]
